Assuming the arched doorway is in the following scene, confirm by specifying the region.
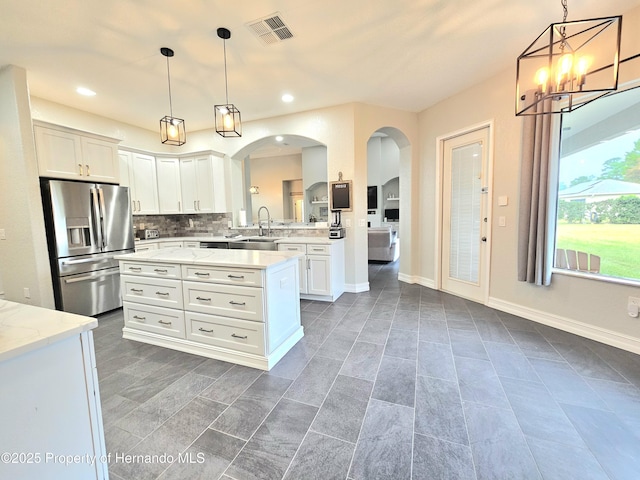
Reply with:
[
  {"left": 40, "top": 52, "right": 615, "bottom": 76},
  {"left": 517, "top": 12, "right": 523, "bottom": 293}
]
[{"left": 365, "top": 127, "right": 411, "bottom": 287}]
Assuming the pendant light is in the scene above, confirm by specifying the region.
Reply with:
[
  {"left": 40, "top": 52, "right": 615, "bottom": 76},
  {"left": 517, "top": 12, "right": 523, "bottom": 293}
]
[
  {"left": 159, "top": 47, "right": 186, "bottom": 145},
  {"left": 516, "top": 0, "right": 621, "bottom": 116},
  {"left": 214, "top": 27, "right": 242, "bottom": 137}
]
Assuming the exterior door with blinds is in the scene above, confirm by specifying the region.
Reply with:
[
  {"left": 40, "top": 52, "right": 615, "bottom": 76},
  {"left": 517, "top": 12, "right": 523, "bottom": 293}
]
[{"left": 441, "top": 127, "right": 491, "bottom": 303}]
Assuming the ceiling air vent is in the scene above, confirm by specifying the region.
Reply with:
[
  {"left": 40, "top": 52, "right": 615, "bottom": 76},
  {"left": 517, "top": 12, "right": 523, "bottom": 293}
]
[{"left": 247, "top": 13, "right": 294, "bottom": 45}]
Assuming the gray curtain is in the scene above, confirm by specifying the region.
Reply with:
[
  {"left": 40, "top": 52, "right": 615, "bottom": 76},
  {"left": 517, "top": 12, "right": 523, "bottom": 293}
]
[{"left": 517, "top": 92, "right": 557, "bottom": 286}]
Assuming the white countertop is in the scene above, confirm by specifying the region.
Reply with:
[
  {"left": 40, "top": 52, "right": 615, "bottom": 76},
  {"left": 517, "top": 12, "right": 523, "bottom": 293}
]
[
  {"left": 116, "top": 247, "right": 303, "bottom": 269},
  {"left": 0, "top": 300, "right": 98, "bottom": 363}
]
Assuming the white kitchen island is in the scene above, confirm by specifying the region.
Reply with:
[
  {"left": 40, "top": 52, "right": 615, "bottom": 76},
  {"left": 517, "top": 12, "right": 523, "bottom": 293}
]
[
  {"left": 115, "top": 248, "right": 303, "bottom": 371},
  {"left": 0, "top": 300, "right": 108, "bottom": 480}
]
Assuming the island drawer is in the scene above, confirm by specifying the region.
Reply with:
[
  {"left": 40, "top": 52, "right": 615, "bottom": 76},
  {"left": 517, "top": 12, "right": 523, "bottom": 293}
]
[
  {"left": 120, "top": 261, "right": 181, "bottom": 279},
  {"left": 278, "top": 243, "right": 306, "bottom": 254},
  {"left": 123, "top": 302, "right": 185, "bottom": 339},
  {"left": 181, "top": 265, "right": 263, "bottom": 287},
  {"left": 121, "top": 275, "right": 184, "bottom": 309},
  {"left": 183, "top": 281, "right": 264, "bottom": 322},
  {"left": 186, "top": 311, "right": 265, "bottom": 355}
]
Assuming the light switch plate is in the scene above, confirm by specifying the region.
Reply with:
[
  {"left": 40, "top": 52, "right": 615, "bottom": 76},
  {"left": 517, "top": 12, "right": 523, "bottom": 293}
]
[
  {"left": 0, "top": 228, "right": 5, "bottom": 240},
  {"left": 498, "top": 196, "right": 508, "bottom": 206},
  {"left": 345, "top": 219, "right": 351, "bottom": 228},
  {"left": 499, "top": 216, "right": 506, "bottom": 227}
]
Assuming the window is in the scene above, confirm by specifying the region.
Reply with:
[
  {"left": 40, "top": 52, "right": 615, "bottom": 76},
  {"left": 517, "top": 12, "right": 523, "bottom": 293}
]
[{"left": 555, "top": 86, "right": 640, "bottom": 283}]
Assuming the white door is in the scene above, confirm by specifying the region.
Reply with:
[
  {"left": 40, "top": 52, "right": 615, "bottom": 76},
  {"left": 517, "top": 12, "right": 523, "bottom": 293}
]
[{"left": 441, "top": 126, "right": 491, "bottom": 303}]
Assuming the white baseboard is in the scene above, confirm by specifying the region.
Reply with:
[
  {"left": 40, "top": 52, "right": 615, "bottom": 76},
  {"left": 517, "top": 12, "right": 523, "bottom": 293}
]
[
  {"left": 345, "top": 282, "right": 370, "bottom": 293},
  {"left": 487, "top": 297, "right": 640, "bottom": 355},
  {"left": 398, "top": 273, "right": 436, "bottom": 290}
]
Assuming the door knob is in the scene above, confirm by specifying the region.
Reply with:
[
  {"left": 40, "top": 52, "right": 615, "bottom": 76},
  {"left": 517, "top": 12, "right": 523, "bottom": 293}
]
[{"left": 481, "top": 237, "right": 487, "bottom": 242}]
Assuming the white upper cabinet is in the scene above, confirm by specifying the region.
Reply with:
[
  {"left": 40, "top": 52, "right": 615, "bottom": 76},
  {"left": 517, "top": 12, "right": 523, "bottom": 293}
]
[
  {"left": 180, "top": 155, "right": 216, "bottom": 213},
  {"left": 120, "top": 150, "right": 159, "bottom": 215},
  {"left": 34, "top": 123, "right": 119, "bottom": 183},
  {"left": 156, "top": 157, "right": 182, "bottom": 214}
]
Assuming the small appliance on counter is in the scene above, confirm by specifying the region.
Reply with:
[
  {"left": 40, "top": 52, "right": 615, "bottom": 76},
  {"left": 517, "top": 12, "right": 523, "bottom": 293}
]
[
  {"left": 329, "top": 209, "right": 345, "bottom": 239},
  {"left": 144, "top": 229, "right": 160, "bottom": 239}
]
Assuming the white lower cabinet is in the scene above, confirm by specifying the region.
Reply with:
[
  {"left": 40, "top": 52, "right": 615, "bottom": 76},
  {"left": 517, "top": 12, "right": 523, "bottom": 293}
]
[
  {"left": 119, "top": 258, "right": 302, "bottom": 370},
  {"left": 134, "top": 242, "right": 158, "bottom": 252},
  {"left": 124, "top": 302, "right": 185, "bottom": 339},
  {"left": 186, "top": 311, "right": 265, "bottom": 356},
  {"left": 278, "top": 240, "right": 345, "bottom": 301}
]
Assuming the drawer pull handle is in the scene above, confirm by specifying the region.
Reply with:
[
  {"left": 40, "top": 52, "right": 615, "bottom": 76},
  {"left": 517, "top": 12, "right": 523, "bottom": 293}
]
[
  {"left": 129, "top": 267, "right": 142, "bottom": 271},
  {"left": 196, "top": 296, "right": 212, "bottom": 302},
  {"left": 154, "top": 268, "right": 168, "bottom": 273},
  {"left": 227, "top": 274, "right": 245, "bottom": 279},
  {"left": 158, "top": 320, "right": 172, "bottom": 326},
  {"left": 312, "top": 248, "right": 323, "bottom": 251},
  {"left": 198, "top": 327, "right": 214, "bottom": 333},
  {"left": 231, "top": 333, "right": 248, "bottom": 339},
  {"left": 287, "top": 248, "right": 297, "bottom": 251},
  {"left": 156, "top": 291, "right": 170, "bottom": 296},
  {"left": 195, "top": 272, "right": 210, "bottom": 277},
  {"left": 130, "top": 288, "right": 143, "bottom": 293},
  {"left": 229, "top": 300, "right": 246, "bottom": 306},
  {"left": 133, "top": 315, "right": 146, "bottom": 321}
]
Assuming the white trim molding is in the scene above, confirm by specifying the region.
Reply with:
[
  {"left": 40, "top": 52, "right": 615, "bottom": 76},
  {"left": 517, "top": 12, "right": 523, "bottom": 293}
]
[
  {"left": 398, "top": 273, "right": 436, "bottom": 289},
  {"left": 345, "top": 282, "right": 370, "bottom": 293},
  {"left": 488, "top": 297, "right": 640, "bottom": 355}
]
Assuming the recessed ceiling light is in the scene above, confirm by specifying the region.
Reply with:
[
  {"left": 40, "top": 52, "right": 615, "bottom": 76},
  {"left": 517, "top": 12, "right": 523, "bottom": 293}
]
[
  {"left": 281, "top": 94, "right": 294, "bottom": 103},
  {"left": 275, "top": 135, "right": 284, "bottom": 142},
  {"left": 76, "top": 87, "right": 96, "bottom": 96}
]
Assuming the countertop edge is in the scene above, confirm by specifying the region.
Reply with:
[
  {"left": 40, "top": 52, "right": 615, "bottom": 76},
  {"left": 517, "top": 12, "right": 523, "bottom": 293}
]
[{"left": 0, "top": 300, "right": 98, "bottom": 363}]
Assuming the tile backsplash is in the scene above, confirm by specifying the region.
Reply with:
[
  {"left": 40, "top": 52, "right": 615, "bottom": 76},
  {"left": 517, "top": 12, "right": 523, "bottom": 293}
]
[{"left": 133, "top": 213, "right": 231, "bottom": 239}]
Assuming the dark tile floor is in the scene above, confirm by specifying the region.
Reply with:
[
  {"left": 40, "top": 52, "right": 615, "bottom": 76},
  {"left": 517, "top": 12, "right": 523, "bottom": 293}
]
[{"left": 94, "top": 261, "right": 640, "bottom": 480}]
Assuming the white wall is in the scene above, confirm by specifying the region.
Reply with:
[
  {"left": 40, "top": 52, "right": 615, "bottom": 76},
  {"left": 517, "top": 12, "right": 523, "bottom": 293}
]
[
  {"left": 249, "top": 153, "right": 302, "bottom": 222},
  {"left": 0, "top": 66, "right": 54, "bottom": 307}
]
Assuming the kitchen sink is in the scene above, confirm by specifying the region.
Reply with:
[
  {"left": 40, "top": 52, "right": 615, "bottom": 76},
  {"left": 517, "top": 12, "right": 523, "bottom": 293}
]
[
  {"left": 228, "top": 237, "right": 279, "bottom": 251},
  {"left": 238, "top": 237, "right": 277, "bottom": 243}
]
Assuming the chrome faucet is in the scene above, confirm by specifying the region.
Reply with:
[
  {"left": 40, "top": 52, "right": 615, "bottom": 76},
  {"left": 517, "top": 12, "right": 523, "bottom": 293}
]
[{"left": 257, "top": 206, "right": 271, "bottom": 237}]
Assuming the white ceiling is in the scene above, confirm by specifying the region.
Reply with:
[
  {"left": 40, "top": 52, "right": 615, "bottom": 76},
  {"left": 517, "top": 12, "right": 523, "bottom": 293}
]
[{"left": 1, "top": 0, "right": 639, "bottom": 133}]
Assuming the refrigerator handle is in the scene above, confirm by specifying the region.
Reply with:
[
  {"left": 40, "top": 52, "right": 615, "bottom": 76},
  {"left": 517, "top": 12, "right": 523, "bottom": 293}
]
[
  {"left": 90, "top": 187, "right": 104, "bottom": 249},
  {"left": 97, "top": 187, "right": 107, "bottom": 248}
]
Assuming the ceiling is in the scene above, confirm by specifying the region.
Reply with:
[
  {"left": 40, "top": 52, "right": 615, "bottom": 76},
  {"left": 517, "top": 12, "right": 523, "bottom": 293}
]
[{"left": 1, "top": 0, "right": 639, "bottom": 134}]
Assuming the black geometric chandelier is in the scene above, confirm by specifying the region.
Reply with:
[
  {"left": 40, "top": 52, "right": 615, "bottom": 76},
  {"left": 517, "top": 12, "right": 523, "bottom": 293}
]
[
  {"left": 214, "top": 27, "right": 242, "bottom": 137},
  {"left": 516, "top": 0, "right": 622, "bottom": 116},
  {"left": 159, "top": 47, "right": 186, "bottom": 145}
]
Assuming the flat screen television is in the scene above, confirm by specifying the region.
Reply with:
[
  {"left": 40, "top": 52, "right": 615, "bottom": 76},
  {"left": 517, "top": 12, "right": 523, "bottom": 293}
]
[
  {"left": 367, "top": 186, "right": 378, "bottom": 209},
  {"left": 384, "top": 208, "right": 399, "bottom": 221}
]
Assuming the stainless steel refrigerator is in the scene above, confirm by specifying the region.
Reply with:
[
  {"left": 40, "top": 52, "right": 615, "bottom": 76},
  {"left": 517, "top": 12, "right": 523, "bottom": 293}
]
[{"left": 41, "top": 179, "right": 134, "bottom": 316}]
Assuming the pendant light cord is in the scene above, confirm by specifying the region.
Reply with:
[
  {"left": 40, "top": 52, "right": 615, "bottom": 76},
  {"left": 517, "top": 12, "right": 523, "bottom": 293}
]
[
  {"left": 166, "top": 54, "right": 174, "bottom": 118},
  {"left": 223, "top": 39, "right": 229, "bottom": 105}
]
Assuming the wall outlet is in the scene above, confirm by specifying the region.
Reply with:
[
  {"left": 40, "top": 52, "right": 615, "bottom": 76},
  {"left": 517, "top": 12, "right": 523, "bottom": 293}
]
[
  {"left": 0, "top": 228, "right": 5, "bottom": 240},
  {"left": 359, "top": 219, "right": 366, "bottom": 227},
  {"left": 629, "top": 296, "right": 640, "bottom": 318},
  {"left": 345, "top": 218, "right": 351, "bottom": 228},
  {"left": 23, "top": 287, "right": 30, "bottom": 299}
]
